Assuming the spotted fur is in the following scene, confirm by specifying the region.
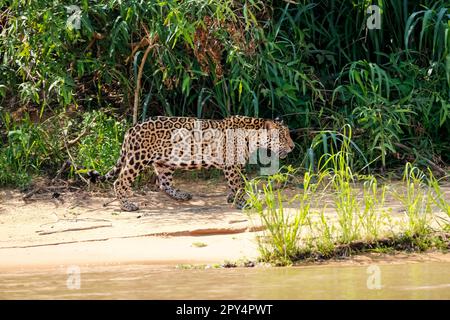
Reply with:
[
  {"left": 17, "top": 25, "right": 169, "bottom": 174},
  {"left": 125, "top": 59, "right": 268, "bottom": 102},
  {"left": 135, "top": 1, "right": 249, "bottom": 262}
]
[{"left": 89, "top": 116, "right": 295, "bottom": 211}]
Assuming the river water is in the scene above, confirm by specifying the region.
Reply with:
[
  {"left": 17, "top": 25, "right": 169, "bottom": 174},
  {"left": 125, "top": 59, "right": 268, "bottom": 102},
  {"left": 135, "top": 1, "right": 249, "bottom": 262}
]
[{"left": 0, "top": 261, "right": 449, "bottom": 299}]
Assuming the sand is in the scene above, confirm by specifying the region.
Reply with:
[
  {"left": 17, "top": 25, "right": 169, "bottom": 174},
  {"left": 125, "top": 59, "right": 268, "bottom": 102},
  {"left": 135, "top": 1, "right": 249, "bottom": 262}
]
[
  {"left": 0, "top": 180, "right": 262, "bottom": 271},
  {"left": 1, "top": 178, "right": 449, "bottom": 272}
]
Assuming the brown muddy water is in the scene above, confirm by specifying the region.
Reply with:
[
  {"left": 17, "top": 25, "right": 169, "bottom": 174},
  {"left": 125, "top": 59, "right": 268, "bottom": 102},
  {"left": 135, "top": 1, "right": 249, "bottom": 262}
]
[{"left": 0, "top": 262, "right": 449, "bottom": 299}]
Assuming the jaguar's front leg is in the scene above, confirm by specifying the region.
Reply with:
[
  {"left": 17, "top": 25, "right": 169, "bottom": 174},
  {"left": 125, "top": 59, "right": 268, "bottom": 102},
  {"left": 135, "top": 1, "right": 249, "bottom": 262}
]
[
  {"left": 223, "top": 165, "right": 248, "bottom": 209},
  {"left": 153, "top": 164, "right": 193, "bottom": 200},
  {"left": 114, "top": 156, "right": 142, "bottom": 211}
]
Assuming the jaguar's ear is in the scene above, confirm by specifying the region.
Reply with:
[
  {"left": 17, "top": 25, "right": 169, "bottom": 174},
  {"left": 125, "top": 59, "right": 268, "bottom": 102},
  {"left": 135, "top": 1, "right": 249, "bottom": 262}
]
[
  {"left": 274, "top": 116, "right": 283, "bottom": 124},
  {"left": 264, "top": 120, "right": 276, "bottom": 130}
]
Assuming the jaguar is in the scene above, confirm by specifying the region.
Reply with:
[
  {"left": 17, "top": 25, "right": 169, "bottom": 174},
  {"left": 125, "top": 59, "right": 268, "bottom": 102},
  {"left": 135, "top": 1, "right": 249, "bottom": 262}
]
[{"left": 88, "top": 116, "right": 295, "bottom": 211}]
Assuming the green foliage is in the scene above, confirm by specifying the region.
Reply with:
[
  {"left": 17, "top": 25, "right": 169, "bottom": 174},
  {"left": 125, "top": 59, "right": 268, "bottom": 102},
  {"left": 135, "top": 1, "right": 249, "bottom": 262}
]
[
  {"left": 0, "top": 0, "right": 449, "bottom": 178},
  {"left": 0, "top": 109, "right": 127, "bottom": 187},
  {"left": 74, "top": 110, "right": 127, "bottom": 174},
  {"left": 0, "top": 114, "right": 62, "bottom": 187}
]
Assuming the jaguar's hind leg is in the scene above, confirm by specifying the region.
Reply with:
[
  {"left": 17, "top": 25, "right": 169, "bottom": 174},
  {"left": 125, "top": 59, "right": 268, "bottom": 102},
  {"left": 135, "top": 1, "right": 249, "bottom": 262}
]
[
  {"left": 223, "top": 165, "right": 248, "bottom": 209},
  {"left": 153, "top": 164, "right": 192, "bottom": 200}
]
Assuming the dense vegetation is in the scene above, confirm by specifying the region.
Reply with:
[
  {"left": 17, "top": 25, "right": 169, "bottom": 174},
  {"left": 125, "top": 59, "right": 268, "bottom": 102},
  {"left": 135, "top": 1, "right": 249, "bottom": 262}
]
[{"left": 0, "top": 0, "right": 449, "bottom": 186}]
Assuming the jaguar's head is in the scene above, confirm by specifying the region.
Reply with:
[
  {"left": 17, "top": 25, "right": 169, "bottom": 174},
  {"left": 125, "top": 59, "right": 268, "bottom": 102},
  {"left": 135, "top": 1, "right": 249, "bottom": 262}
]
[{"left": 264, "top": 118, "right": 295, "bottom": 159}]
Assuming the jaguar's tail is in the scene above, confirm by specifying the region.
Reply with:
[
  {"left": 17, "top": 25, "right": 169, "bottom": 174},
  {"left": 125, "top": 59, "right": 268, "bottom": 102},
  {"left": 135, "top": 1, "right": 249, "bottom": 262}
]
[{"left": 87, "top": 148, "right": 126, "bottom": 183}]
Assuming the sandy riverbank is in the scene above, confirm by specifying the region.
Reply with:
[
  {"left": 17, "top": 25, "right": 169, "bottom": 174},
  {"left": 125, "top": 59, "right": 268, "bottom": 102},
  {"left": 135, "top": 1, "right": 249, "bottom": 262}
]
[
  {"left": 0, "top": 180, "right": 263, "bottom": 271},
  {"left": 1, "top": 179, "right": 449, "bottom": 272}
]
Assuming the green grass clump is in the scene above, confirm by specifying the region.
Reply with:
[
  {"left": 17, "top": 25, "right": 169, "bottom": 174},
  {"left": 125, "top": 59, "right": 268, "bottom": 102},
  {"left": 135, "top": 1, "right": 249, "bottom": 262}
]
[
  {"left": 360, "top": 177, "right": 390, "bottom": 241},
  {"left": 392, "top": 163, "right": 434, "bottom": 238},
  {"left": 428, "top": 170, "right": 450, "bottom": 229},
  {"left": 191, "top": 242, "right": 208, "bottom": 248},
  {"left": 246, "top": 127, "right": 450, "bottom": 265},
  {"left": 246, "top": 167, "right": 318, "bottom": 264}
]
